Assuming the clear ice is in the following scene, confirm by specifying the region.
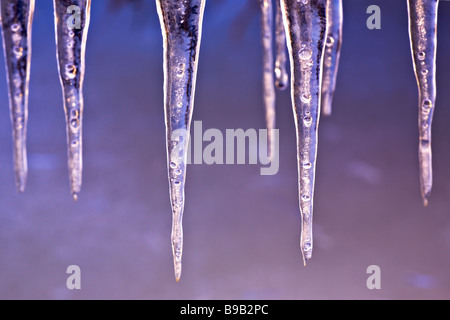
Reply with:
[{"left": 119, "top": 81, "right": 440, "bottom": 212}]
[
  {"left": 280, "top": 0, "right": 327, "bottom": 264},
  {"left": 321, "top": 0, "right": 342, "bottom": 116},
  {"left": 0, "top": 0, "right": 35, "bottom": 192},
  {"left": 53, "top": 0, "right": 91, "bottom": 200},
  {"left": 275, "top": 0, "right": 289, "bottom": 90},
  {"left": 259, "top": 0, "right": 277, "bottom": 158},
  {"left": 156, "top": 0, "right": 206, "bottom": 282},
  {"left": 407, "top": 0, "right": 439, "bottom": 206}
]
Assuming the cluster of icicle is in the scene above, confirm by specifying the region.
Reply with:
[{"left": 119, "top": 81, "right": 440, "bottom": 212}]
[
  {"left": 0, "top": 0, "right": 90, "bottom": 200},
  {"left": 0, "top": 0, "right": 441, "bottom": 282},
  {"left": 156, "top": 0, "right": 442, "bottom": 281}
]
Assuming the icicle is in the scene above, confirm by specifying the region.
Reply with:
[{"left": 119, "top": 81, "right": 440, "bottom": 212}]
[
  {"left": 275, "top": 0, "right": 289, "bottom": 90},
  {"left": 259, "top": 0, "right": 277, "bottom": 159},
  {"left": 321, "top": 0, "right": 342, "bottom": 116},
  {"left": 53, "top": 0, "right": 91, "bottom": 200},
  {"left": 0, "top": 0, "right": 35, "bottom": 192},
  {"left": 280, "top": 0, "right": 327, "bottom": 265},
  {"left": 156, "top": 0, "right": 206, "bottom": 282},
  {"left": 407, "top": 0, "right": 439, "bottom": 206}
]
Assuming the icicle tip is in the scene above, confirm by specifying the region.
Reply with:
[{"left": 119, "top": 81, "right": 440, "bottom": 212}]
[
  {"left": 16, "top": 179, "right": 26, "bottom": 194},
  {"left": 302, "top": 253, "right": 307, "bottom": 267},
  {"left": 422, "top": 194, "right": 430, "bottom": 207},
  {"left": 72, "top": 193, "right": 78, "bottom": 202},
  {"left": 175, "top": 270, "right": 181, "bottom": 282}
]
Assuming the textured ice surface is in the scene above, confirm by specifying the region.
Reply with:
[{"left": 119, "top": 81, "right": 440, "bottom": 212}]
[
  {"left": 407, "top": 0, "right": 439, "bottom": 206},
  {"left": 321, "top": 0, "right": 342, "bottom": 116},
  {"left": 0, "top": 0, "right": 35, "bottom": 192},
  {"left": 54, "top": 0, "right": 91, "bottom": 200},
  {"left": 281, "top": 0, "right": 327, "bottom": 264},
  {"left": 156, "top": 0, "right": 206, "bottom": 281}
]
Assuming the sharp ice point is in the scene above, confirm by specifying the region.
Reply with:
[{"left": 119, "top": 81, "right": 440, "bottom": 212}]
[
  {"left": 54, "top": 0, "right": 90, "bottom": 197},
  {"left": 422, "top": 191, "right": 430, "bottom": 207},
  {"left": 1, "top": 0, "right": 34, "bottom": 194},
  {"left": 157, "top": 0, "right": 205, "bottom": 282},
  {"left": 408, "top": 0, "right": 439, "bottom": 204},
  {"left": 281, "top": 0, "right": 327, "bottom": 265}
]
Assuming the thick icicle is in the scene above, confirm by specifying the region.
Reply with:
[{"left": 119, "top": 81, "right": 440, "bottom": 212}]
[
  {"left": 0, "top": 0, "right": 35, "bottom": 192},
  {"left": 156, "top": 0, "right": 206, "bottom": 282},
  {"left": 53, "top": 0, "right": 91, "bottom": 200},
  {"left": 259, "top": 0, "right": 277, "bottom": 159},
  {"left": 407, "top": 0, "right": 439, "bottom": 206},
  {"left": 275, "top": 0, "right": 289, "bottom": 90},
  {"left": 280, "top": 0, "right": 327, "bottom": 264},
  {"left": 321, "top": 0, "right": 342, "bottom": 116}
]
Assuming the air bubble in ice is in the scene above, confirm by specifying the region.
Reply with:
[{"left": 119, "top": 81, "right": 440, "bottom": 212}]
[
  {"left": 10, "top": 23, "right": 21, "bottom": 32},
  {"left": 299, "top": 48, "right": 313, "bottom": 60},
  {"left": 65, "top": 64, "right": 77, "bottom": 79}
]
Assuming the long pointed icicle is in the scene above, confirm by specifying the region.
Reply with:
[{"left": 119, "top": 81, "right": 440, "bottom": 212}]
[
  {"left": 259, "top": 0, "right": 276, "bottom": 159},
  {"left": 280, "top": 0, "right": 327, "bottom": 265},
  {"left": 53, "top": 0, "right": 91, "bottom": 201},
  {"left": 321, "top": 0, "right": 342, "bottom": 116},
  {"left": 275, "top": 0, "right": 289, "bottom": 90},
  {"left": 156, "top": 0, "right": 206, "bottom": 282},
  {"left": 0, "top": 0, "right": 35, "bottom": 192},
  {"left": 407, "top": 0, "right": 439, "bottom": 206}
]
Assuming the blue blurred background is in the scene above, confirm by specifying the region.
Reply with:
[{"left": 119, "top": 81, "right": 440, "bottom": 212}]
[{"left": 0, "top": 0, "right": 449, "bottom": 299}]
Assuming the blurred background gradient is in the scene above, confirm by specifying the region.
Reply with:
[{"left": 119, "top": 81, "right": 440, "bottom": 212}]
[{"left": 0, "top": 0, "right": 449, "bottom": 299}]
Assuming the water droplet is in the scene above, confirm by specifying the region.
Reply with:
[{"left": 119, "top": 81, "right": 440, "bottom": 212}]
[
  {"left": 418, "top": 52, "right": 426, "bottom": 60},
  {"left": 170, "top": 162, "right": 177, "bottom": 169},
  {"left": 174, "top": 180, "right": 181, "bottom": 186},
  {"left": 421, "top": 69, "right": 428, "bottom": 75},
  {"left": 174, "top": 169, "right": 182, "bottom": 175}
]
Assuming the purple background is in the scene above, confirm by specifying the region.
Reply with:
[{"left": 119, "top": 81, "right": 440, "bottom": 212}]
[{"left": 0, "top": 0, "right": 448, "bottom": 299}]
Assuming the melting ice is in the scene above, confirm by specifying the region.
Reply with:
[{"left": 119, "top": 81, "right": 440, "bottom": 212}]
[
  {"left": 281, "top": 0, "right": 327, "bottom": 264},
  {"left": 54, "top": 0, "right": 91, "bottom": 200},
  {"left": 0, "top": 0, "right": 35, "bottom": 192},
  {"left": 156, "top": 0, "right": 206, "bottom": 282},
  {"left": 407, "top": 0, "right": 439, "bottom": 206}
]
